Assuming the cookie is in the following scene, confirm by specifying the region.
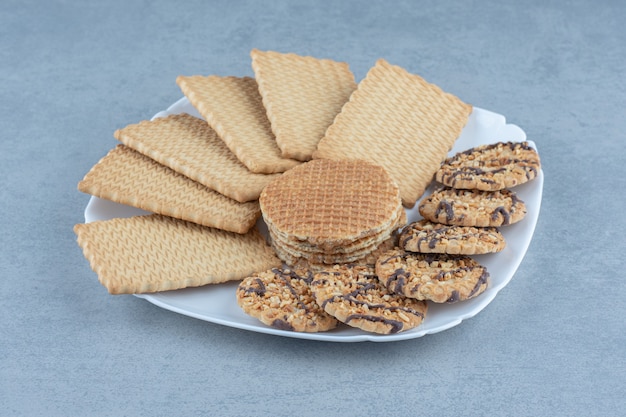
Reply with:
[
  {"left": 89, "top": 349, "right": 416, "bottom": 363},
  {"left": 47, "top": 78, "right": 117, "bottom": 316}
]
[
  {"left": 269, "top": 205, "right": 403, "bottom": 254},
  {"left": 271, "top": 229, "right": 389, "bottom": 265},
  {"left": 260, "top": 159, "right": 402, "bottom": 249},
  {"left": 78, "top": 145, "right": 260, "bottom": 234},
  {"left": 236, "top": 267, "right": 338, "bottom": 332},
  {"left": 114, "top": 113, "right": 280, "bottom": 202},
  {"left": 273, "top": 231, "right": 400, "bottom": 273},
  {"left": 176, "top": 75, "right": 300, "bottom": 173},
  {"left": 399, "top": 219, "right": 505, "bottom": 255},
  {"left": 74, "top": 214, "right": 281, "bottom": 294},
  {"left": 375, "top": 249, "right": 489, "bottom": 303},
  {"left": 418, "top": 187, "right": 527, "bottom": 227},
  {"left": 251, "top": 49, "right": 357, "bottom": 161},
  {"left": 435, "top": 141, "right": 541, "bottom": 191},
  {"left": 310, "top": 265, "right": 428, "bottom": 334},
  {"left": 314, "top": 59, "right": 472, "bottom": 207}
]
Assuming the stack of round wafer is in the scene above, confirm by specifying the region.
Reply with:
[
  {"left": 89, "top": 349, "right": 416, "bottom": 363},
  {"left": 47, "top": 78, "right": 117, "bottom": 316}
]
[{"left": 259, "top": 159, "right": 403, "bottom": 266}]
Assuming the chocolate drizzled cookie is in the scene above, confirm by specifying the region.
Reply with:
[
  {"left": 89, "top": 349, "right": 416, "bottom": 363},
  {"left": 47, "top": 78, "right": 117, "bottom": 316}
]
[
  {"left": 236, "top": 267, "right": 338, "bottom": 332},
  {"left": 399, "top": 219, "right": 505, "bottom": 255},
  {"left": 418, "top": 187, "right": 526, "bottom": 227},
  {"left": 435, "top": 141, "right": 540, "bottom": 191},
  {"left": 310, "top": 265, "right": 428, "bottom": 334},
  {"left": 375, "top": 249, "right": 489, "bottom": 303}
]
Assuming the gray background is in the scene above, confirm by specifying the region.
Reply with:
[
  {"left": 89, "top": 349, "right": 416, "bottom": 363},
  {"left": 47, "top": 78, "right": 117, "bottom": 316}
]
[{"left": 2, "top": 0, "right": 624, "bottom": 416}]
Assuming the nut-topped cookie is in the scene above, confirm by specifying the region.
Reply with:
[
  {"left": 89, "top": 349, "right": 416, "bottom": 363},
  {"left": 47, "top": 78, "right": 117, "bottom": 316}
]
[
  {"left": 418, "top": 187, "right": 527, "bottom": 227},
  {"left": 236, "top": 267, "right": 339, "bottom": 332},
  {"left": 399, "top": 219, "right": 505, "bottom": 255},
  {"left": 375, "top": 249, "right": 489, "bottom": 303},
  {"left": 310, "top": 264, "right": 428, "bottom": 334},
  {"left": 435, "top": 141, "right": 540, "bottom": 191}
]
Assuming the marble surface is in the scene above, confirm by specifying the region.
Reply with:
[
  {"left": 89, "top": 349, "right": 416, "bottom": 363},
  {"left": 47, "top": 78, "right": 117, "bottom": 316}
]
[{"left": 2, "top": 0, "right": 624, "bottom": 415}]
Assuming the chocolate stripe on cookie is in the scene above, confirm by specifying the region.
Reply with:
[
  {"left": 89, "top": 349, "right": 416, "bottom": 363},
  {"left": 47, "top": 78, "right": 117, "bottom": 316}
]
[
  {"left": 315, "top": 280, "right": 425, "bottom": 334},
  {"left": 435, "top": 141, "right": 541, "bottom": 191},
  {"left": 375, "top": 250, "right": 490, "bottom": 303},
  {"left": 418, "top": 187, "right": 527, "bottom": 227},
  {"left": 236, "top": 267, "right": 338, "bottom": 333},
  {"left": 310, "top": 265, "right": 428, "bottom": 334},
  {"left": 399, "top": 219, "right": 505, "bottom": 255}
]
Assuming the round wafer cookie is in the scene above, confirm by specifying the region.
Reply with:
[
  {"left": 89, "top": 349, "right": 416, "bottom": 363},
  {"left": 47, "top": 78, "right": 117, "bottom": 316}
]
[
  {"left": 271, "top": 228, "right": 391, "bottom": 264},
  {"left": 271, "top": 231, "right": 399, "bottom": 272},
  {"left": 399, "top": 219, "right": 505, "bottom": 255},
  {"left": 260, "top": 159, "right": 402, "bottom": 248},
  {"left": 269, "top": 206, "right": 405, "bottom": 262},
  {"left": 236, "top": 267, "right": 338, "bottom": 332},
  {"left": 435, "top": 141, "right": 541, "bottom": 191},
  {"left": 375, "top": 249, "right": 489, "bottom": 303},
  {"left": 279, "top": 234, "right": 398, "bottom": 272},
  {"left": 310, "top": 264, "right": 428, "bottom": 334},
  {"left": 418, "top": 187, "right": 527, "bottom": 227}
]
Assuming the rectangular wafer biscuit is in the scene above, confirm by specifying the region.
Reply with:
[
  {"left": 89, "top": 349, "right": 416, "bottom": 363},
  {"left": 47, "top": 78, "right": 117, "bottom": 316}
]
[
  {"left": 251, "top": 49, "right": 357, "bottom": 161},
  {"left": 78, "top": 145, "right": 260, "bottom": 234},
  {"left": 114, "top": 113, "right": 279, "bottom": 202},
  {"left": 314, "top": 59, "right": 473, "bottom": 207},
  {"left": 176, "top": 75, "right": 300, "bottom": 174},
  {"left": 74, "top": 214, "right": 281, "bottom": 294}
]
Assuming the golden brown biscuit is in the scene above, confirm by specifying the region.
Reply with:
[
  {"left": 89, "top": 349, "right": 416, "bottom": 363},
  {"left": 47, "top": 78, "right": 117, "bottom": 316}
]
[
  {"left": 176, "top": 75, "right": 300, "bottom": 173},
  {"left": 114, "top": 113, "right": 279, "bottom": 202},
  {"left": 276, "top": 230, "right": 400, "bottom": 273},
  {"left": 251, "top": 49, "right": 357, "bottom": 161},
  {"left": 260, "top": 159, "right": 402, "bottom": 248},
  {"left": 268, "top": 208, "right": 405, "bottom": 265},
  {"left": 74, "top": 214, "right": 280, "bottom": 294},
  {"left": 78, "top": 145, "right": 260, "bottom": 233},
  {"left": 314, "top": 59, "right": 472, "bottom": 207}
]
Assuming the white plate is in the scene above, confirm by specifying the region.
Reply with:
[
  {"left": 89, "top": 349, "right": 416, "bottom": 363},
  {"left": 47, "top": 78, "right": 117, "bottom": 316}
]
[{"left": 84, "top": 98, "right": 544, "bottom": 342}]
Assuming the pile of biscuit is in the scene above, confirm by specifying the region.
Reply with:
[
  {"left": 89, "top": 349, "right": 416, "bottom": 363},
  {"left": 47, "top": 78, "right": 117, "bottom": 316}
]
[
  {"left": 369, "top": 141, "right": 541, "bottom": 313},
  {"left": 74, "top": 49, "right": 540, "bottom": 335},
  {"left": 237, "top": 142, "right": 540, "bottom": 335},
  {"left": 260, "top": 159, "right": 405, "bottom": 267}
]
